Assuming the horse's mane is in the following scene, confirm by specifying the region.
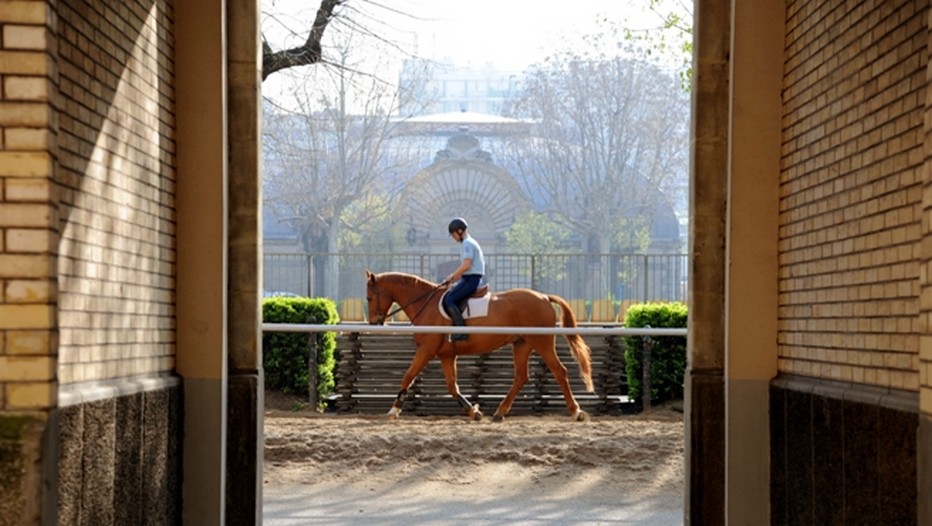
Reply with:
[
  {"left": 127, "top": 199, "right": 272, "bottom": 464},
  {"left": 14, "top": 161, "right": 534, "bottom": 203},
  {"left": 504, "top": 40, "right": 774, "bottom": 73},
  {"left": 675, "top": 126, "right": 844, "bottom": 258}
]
[{"left": 377, "top": 271, "right": 437, "bottom": 289}]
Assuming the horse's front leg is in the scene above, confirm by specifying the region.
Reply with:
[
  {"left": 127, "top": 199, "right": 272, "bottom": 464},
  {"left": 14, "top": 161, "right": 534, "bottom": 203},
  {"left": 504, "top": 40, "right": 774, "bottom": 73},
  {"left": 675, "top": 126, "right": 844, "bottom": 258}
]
[
  {"left": 388, "top": 346, "right": 435, "bottom": 419},
  {"left": 439, "top": 356, "right": 482, "bottom": 421}
]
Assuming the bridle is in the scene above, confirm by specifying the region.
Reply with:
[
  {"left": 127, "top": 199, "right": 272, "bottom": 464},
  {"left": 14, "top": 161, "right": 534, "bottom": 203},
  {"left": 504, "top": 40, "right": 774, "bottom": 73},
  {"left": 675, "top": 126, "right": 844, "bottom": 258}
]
[{"left": 369, "top": 280, "right": 447, "bottom": 325}]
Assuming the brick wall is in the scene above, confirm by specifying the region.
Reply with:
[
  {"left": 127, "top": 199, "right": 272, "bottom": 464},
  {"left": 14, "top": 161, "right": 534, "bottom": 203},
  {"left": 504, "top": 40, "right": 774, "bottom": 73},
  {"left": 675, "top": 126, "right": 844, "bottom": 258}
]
[
  {"left": 0, "top": 1, "right": 57, "bottom": 412},
  {"left": 779, "top": 0, "right": 924, "bottom": 392},
  {"left": 55, "top": 0, "right": 176, "bottom": 385}
]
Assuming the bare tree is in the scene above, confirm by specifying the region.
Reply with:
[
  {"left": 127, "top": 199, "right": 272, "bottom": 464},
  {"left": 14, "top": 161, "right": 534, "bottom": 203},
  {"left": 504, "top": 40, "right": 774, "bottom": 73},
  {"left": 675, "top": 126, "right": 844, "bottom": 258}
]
[
  {"left": 261, "top": 0, "right": 423, "bottom": 81},
  {"left": 263, "top": 30, "right": 434, "bottom": 297},
  {"left": 505, "top": 46, "right": 689, "bottom": 256},
  {"left": 262, "top": 0, "right": 342, "bottom": 80}
]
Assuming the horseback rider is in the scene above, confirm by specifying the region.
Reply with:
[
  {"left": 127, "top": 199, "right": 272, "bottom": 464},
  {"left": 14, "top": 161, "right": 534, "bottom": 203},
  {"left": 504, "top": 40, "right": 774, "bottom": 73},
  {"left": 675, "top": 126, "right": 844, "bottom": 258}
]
[{"left": 443, "top": 217, "right": 486, "bottom": 341}]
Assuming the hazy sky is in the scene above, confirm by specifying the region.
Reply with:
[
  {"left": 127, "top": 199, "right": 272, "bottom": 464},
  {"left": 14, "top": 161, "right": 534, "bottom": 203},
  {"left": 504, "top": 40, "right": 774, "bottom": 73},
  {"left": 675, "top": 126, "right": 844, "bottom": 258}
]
[
  {"left": 261, "top": 1, "right": 688, "bottom": 106},
  {"left": 262, "top": 0, "right": 674, "bottom": 69},
  {"left": 394, "top": 0, "right": 658, "bottom": 69}
]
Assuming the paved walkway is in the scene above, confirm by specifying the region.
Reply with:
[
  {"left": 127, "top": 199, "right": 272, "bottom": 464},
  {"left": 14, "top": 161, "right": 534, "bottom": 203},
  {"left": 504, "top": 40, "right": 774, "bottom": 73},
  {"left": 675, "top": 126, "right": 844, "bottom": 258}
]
[{"left": 264, "top": 485, "right": 683, "bottom": 526}]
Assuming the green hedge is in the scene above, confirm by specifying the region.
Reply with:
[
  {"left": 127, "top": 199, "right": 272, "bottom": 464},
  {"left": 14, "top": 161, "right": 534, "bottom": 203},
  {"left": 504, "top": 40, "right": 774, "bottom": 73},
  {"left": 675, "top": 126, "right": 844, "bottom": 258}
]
[
  {"left": 262, "top": 297, "right": 338, "bottom": 406},
  {"left": 622, "top": 302, "right": 687, "bottom": 407}
]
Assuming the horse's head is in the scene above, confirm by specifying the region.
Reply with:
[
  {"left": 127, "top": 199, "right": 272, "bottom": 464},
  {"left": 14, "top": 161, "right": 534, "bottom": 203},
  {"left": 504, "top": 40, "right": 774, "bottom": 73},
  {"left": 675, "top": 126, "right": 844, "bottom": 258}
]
[{"left": 365, "top": 270, "right": 392, "bottom": 325}]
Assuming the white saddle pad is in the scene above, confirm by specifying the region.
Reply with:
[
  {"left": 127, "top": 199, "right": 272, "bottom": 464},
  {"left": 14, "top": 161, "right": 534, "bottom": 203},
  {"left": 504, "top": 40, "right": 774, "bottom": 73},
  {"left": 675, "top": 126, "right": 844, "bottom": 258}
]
[{"left": 438, "top": 291, "right": 491, "bottom": 320}]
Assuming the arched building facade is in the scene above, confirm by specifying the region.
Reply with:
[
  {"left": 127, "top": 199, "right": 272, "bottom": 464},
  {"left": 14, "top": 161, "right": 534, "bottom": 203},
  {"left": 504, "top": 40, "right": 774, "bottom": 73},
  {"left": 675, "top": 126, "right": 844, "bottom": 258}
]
[{"left": 403, "top": 129, "right": 531, "bottom": 256}]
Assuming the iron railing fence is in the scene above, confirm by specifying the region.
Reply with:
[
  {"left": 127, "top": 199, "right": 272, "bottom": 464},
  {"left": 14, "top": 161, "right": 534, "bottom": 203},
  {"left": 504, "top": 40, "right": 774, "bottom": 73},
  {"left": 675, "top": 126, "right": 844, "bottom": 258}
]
[{"left": 264, "top": 252, "right": 688, "bottom": 312}]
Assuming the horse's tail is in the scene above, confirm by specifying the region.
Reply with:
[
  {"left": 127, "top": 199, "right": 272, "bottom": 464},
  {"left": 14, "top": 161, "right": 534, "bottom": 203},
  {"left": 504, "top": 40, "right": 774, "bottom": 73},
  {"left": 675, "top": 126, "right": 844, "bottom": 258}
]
[{"left": 548, "top": 295, "right": 594, "bottom": 393}]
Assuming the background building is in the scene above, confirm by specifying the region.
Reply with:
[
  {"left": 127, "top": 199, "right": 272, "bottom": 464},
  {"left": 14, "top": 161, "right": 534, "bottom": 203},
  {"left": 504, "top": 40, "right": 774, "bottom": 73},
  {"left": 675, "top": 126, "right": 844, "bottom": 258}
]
[
  {"left": 400, "top": 60, "right": 524, "bottom": 116},
  {"left": 263, "top": 58, "right": 685, "bottom": 306},
  {"left": 262, "top": 110, "right": 684, "bottom": 307}
]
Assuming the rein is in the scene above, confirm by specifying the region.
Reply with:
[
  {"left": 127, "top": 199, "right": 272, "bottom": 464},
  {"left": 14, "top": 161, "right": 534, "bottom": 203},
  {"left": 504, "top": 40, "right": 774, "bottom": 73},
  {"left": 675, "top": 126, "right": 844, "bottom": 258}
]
[{"left": 374, "top": 281, "right": 447, "bottom": 324}]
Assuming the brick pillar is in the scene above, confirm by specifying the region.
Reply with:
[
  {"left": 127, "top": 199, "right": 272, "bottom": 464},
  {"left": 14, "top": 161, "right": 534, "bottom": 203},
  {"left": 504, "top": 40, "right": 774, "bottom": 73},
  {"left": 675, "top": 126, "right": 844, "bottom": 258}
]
[
  {"left": 0, "top": 2, "right": 60, "bottom": 525},
  {"left": 918, "top": 7, "right": 932, "bottom": 522}
]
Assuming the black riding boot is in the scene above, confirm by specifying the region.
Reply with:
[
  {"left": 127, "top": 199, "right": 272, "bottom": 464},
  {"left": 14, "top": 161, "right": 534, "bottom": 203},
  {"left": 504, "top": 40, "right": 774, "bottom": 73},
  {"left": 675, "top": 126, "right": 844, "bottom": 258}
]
[{"left": 448, "top": 304, "right": 468, "bottom": 341}]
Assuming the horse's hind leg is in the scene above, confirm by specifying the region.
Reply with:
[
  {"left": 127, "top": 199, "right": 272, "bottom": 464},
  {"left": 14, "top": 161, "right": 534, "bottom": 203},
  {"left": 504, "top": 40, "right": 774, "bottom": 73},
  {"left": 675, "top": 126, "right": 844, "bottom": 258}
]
[
  {"left": 492, "top": 340, "right": 533, "bottom": 422},
  {"left": 533, "top": 336, "right": 589, "bottom": 421},
  {"left": 439, "top": 356, "right": 482, "bottom": 421}
]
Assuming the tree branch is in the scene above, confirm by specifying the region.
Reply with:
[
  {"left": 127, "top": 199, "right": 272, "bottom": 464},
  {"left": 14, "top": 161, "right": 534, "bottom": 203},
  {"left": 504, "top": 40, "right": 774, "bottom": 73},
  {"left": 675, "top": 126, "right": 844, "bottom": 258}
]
[{"left": 262, "top": 0, "right": 343, "bottom": 81}]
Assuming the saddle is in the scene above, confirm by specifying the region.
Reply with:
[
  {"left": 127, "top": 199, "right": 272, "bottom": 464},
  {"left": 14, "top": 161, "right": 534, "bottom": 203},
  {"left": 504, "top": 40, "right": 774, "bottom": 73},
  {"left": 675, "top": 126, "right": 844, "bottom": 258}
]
[
  {"left": 439, "top": 286, "right": 491, "bottom": 320},
  {"left": 469, "top": 285, "right": 489, "bottom": 299}
]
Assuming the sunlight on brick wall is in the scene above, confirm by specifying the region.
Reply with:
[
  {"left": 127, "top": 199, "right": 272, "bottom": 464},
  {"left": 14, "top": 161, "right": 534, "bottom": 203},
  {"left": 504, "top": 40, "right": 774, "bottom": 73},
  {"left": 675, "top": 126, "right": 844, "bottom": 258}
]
[
  {"left": 55, "top": 2, "right": 176, "bottom": 385},
  {"left": 779, "top": 1, "right": 923, "bottom": 392}
]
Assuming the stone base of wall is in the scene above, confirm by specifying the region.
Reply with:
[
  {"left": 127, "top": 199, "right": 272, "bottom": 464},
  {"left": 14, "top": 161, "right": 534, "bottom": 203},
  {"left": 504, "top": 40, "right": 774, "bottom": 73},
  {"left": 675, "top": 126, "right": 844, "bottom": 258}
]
[
  {"left": 770, "top": 375, "right": 917, "bottom": 525},
  {"left": 921, "top": 415, "right": 932, "bottom": 525},
  {"left": 684, "top": 367, "right": 725, "bottom": 525},
  {"left": 0, "top": 412, "right": 52, "bottom": 526},
  {"left": 58, "top": 377, "right": 182, "bottom": 525}
]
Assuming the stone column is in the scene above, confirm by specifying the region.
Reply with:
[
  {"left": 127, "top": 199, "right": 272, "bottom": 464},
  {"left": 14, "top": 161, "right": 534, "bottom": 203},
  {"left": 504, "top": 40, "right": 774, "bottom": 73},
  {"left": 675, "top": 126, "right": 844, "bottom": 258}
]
[
  {"left": 226, "top": 0, "right": 263, "bottom": 524},
  {"left": 686, "top": 0, "right": 729, "bottom": 523}
]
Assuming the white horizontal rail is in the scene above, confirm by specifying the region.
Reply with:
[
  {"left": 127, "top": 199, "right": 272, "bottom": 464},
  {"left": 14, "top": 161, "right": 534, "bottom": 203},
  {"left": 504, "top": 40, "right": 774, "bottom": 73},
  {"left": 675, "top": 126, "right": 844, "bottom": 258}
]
[{"left": 262, "top": 323, "right": 687, "bottom": 337}]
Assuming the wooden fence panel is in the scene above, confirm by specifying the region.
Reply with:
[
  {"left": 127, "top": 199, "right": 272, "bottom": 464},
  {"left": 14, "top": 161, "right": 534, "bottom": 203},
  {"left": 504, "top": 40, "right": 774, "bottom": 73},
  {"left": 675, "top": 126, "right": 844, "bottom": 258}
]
[{"left": 334, "top": 333, "right": 628, "bottom": 416}]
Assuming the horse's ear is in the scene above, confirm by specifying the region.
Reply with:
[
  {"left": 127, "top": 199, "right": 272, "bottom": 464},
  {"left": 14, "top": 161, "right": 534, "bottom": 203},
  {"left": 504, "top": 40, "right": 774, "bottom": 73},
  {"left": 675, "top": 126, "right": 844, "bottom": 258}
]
[{"left": 365, "top": 270, "right": 374, "bottom": 282}]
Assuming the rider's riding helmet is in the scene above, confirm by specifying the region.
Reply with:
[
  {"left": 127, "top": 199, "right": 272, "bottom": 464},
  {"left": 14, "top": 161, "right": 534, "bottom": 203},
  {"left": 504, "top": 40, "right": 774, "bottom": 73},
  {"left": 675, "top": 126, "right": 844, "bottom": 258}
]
[{"left": 448, "top": 217, "right": 468, "bottom": 234}]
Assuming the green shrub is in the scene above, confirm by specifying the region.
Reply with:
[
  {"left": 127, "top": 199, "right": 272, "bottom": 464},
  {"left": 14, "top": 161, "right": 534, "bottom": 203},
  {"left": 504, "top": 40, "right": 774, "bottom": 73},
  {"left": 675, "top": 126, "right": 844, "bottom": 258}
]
[
  {"left": 622, "top": 302, "right": 688, "bottom": 407},
  {"left": 262, "top": 297, "right": 338, "bottom": 406}
]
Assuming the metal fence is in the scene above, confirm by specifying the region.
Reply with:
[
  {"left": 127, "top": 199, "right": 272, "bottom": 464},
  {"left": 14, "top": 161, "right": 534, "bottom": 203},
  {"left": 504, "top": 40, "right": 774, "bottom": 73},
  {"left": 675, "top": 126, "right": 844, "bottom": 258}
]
[{"left": 264, "top": 252, "right": 687, "bottom": 313}]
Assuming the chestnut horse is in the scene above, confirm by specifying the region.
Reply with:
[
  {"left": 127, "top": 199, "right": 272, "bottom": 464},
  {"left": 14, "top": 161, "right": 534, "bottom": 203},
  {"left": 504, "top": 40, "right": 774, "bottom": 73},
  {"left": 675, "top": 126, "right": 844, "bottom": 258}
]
[{"left": 365, "top": 270, "right": 594, "bottom": 421}]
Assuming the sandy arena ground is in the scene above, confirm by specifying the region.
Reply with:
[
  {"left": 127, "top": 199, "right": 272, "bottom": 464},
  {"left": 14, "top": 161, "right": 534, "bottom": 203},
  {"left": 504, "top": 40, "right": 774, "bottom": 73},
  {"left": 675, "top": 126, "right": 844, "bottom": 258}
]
[{"left": 263, "top": 394, "right": 685, "bottom": 524}]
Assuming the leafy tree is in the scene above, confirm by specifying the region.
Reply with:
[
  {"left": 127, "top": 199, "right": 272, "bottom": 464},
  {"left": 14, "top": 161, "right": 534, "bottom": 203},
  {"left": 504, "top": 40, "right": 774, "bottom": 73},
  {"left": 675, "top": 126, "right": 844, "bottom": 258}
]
[
  {"left": 505, "top": 211, "right": 571, "bottom": 253},
  {"left": 337, "top": 192, "right": 400, "bottom": 252},
  {"left": 505, "top": 211, "right": 572, "bottom": 282},
  {"left": 616, "top": 0, "right": 694, "bottom": 89}
]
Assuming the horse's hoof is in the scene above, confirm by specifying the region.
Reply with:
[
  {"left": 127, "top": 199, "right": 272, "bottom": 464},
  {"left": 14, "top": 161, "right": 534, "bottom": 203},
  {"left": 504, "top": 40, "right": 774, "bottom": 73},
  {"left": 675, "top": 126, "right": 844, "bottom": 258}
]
[
  {"left": 492, "top": 414, "right": 505, "bottom": 423},
  {"left": 468, "top": 404, "right": 483, "bottom": 421},
  {"left": 574, "top": 410, "right": 590, "bottom": 422},
  {"left": 387, "top": 406, "right": 401, "bottom": 419}
]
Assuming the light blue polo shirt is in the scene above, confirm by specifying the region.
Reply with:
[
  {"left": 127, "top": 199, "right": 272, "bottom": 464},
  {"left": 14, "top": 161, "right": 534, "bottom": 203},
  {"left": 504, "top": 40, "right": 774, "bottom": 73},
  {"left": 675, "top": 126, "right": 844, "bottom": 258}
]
[{"left": 461, "top": 234, "right": 486, "bottom": 285}]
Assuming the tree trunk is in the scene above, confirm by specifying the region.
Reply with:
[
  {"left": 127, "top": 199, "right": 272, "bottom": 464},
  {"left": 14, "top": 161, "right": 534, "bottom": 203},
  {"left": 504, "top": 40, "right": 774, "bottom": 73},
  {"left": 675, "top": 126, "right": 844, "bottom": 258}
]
[{"left": 324, "top": 220, "right": 341, "bottom": 299}]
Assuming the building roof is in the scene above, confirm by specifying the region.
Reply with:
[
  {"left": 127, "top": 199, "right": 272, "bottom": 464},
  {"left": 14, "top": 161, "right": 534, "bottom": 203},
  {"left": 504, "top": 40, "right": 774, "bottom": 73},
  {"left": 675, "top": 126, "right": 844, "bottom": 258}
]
[
  {"left": 403, "top": 111, "right": 525, "bottom": 124},
  {"left": 393, "top": 111, "right": 534, "bottom": 136}
]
